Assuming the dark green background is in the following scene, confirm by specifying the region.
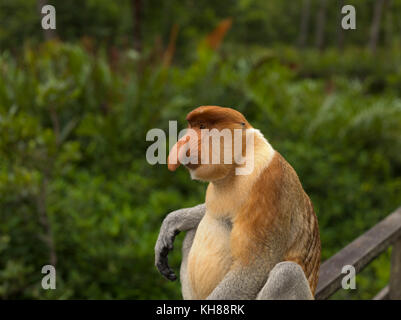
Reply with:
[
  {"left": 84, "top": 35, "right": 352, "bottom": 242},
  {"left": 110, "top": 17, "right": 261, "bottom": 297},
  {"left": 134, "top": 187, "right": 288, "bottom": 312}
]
[{"left": 0, "top": 0, "right": 400, "bottom": 299}]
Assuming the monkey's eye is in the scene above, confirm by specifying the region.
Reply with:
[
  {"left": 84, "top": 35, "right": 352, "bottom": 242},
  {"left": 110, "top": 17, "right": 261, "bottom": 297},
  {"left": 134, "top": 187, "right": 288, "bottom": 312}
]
[{"left": 199, "top": 124, "right": 205, "bottom": 129}]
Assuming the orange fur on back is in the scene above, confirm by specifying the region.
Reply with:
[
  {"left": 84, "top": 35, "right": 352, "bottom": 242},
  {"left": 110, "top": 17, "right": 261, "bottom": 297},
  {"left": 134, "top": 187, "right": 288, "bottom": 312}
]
[{"left": 232, "top": 152, "right": 321, "bottom": 294}]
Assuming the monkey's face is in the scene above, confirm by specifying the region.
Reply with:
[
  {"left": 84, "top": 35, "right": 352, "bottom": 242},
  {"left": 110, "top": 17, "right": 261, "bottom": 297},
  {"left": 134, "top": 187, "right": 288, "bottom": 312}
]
[{"left": 167, "top": 106, "right": 252, "bottom": 182}]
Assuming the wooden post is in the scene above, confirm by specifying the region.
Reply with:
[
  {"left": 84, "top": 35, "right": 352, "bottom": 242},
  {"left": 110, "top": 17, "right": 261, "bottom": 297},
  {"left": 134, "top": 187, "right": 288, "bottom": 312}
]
[
  {"left": 389, "top": 236, "right": 401, "bottom": 299},
  {"left": 315, "top": 208, "right": 401, "bottom": 300}
]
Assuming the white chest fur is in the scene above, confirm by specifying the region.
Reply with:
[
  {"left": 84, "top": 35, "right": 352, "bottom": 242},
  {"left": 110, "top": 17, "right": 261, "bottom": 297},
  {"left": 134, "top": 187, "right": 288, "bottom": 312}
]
[{"left": 187, "top": 212, "right": 233, "bottom": 299}]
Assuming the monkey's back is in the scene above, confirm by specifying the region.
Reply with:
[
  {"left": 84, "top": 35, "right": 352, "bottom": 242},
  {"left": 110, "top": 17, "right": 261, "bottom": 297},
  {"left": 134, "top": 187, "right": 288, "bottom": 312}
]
[
  {"left": 233, "top": 152, "right": 321, "bottom": 295},
  {"left": 283, "top": 193, "right": 321, "bottom": 294},
  {"left": 273, "top": 153, "right": 321, "bottom": 294}
]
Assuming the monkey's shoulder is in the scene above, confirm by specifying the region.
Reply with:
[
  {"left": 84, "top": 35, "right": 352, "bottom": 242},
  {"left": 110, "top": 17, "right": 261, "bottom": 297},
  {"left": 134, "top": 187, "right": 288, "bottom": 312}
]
[{"left": 251, "top": 152, "right": 309, "bottom": 204}]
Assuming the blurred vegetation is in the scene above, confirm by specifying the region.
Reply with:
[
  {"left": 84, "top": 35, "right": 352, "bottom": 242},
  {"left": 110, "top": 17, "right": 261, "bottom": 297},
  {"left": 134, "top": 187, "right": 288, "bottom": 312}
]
[{"left": 1, "top": 0, "right": 401, "bottom": 300}]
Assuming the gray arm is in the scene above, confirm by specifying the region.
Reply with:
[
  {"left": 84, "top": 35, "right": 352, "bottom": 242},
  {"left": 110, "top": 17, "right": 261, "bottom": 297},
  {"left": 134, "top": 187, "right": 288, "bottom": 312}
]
[
  {"left": 206, "top": 261, "right": 313, "bottom": 300},
  {"left": 206, "top": 260, "right": 275, "bottom": 300},
  {"left": 207, "top": 259, "right": 313, "bottom": 300},
  {"left": 155, "top": 204, "right": 206, "bottom": 281},
  {"left": 256, "top": 262, "right": 314, "bottom": 300}
]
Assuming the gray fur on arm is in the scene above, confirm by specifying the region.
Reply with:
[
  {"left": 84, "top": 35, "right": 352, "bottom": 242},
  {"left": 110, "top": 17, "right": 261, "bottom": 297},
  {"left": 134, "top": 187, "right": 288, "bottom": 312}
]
[
  {"left": 206, "top": 261, "right": 314, "bottom": 300},
  {"left": 206, "top": 260, "right": 276, "bottom": 300},
  {"left": 155, "top": 204, "right": 206, "bottom": 281},
  {"left": 257, "top": 262, "right": 314, "bottom": 300}
]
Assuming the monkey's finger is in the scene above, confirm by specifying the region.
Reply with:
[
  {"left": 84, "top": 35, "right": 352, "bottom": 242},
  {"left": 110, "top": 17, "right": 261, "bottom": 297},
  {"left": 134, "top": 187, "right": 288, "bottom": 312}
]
[
  {"left": 156, "top": 256, "right": 177, "bottom": 281},
  {"left": 166, "top": 271, "right": 177, "bottom": 281},
  {"left": 155, "top": 246, "right": 176, "bottom": 279}
]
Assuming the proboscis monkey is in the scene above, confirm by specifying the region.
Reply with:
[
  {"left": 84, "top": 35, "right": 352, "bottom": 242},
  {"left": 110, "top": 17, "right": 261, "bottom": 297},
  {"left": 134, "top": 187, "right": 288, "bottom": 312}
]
[{"left": 155, "top": 106, "right": 320, "bottom": 300}]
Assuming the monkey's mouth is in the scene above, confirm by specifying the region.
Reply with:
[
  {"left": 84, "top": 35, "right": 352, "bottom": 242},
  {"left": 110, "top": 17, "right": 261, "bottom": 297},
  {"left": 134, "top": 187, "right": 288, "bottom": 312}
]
[{"left": 185, "top": 162, "right": 200, "bottom": 170}]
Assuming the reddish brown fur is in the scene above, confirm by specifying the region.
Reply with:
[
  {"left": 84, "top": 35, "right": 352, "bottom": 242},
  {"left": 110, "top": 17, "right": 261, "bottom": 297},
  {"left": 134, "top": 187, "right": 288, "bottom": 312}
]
[
  {"left": 186, "top": 106, "right": 251, "bottom": 129},
  {"left": 171, "top": 106, "right": 321, "bottom": 297},
  {"left": 232, "top": 153, "right": 321, "bottom": 294}
]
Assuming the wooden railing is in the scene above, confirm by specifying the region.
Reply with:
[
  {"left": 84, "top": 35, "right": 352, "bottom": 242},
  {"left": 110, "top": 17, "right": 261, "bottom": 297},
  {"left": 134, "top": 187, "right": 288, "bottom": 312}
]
[{"left": 315, "top": 207, "right": 401, "bottom": 300}]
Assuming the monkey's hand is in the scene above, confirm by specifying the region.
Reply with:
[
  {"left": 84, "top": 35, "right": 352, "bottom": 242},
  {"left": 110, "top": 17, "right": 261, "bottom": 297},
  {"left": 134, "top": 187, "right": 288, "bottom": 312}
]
[{"left": 155, "top": 204, "right": 206, "bottom": 281}]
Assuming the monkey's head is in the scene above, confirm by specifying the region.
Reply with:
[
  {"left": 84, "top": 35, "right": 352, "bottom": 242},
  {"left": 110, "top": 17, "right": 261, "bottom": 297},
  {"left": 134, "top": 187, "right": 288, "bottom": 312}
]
[{"left": 167, "top": 106, "right": 253, "bottom": 182}]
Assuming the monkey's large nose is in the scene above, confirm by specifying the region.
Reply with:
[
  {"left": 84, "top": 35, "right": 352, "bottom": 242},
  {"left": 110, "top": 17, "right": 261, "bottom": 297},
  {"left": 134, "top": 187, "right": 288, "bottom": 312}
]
[{"left": 167, "top": 135, "right": 190, "bottom": 171}]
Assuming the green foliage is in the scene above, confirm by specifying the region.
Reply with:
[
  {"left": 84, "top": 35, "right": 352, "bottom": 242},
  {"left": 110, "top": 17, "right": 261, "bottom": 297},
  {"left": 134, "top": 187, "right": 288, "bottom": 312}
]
[
  {"left": 1, "top": 39, "right": 401, "bottom": 299},
  {"left": 2, "top": 0, "right": 401, "bottom": 53}
]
